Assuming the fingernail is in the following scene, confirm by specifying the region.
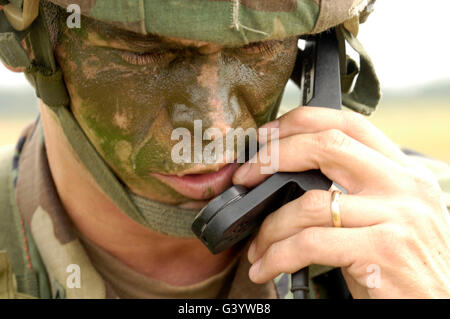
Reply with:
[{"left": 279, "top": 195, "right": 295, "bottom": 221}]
[
  {"left": 249, "top": 259, "right": 261, "bottom": 281},
  {"left": 233, "top": 163, "right": 251, "bottom": 184},
  {"left": 248, "top": 241, "right": 256, "bottom": 263}
]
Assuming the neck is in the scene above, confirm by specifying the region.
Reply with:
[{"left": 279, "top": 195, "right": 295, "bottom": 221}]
[{"left": 40, "top": 102, "right": 238, "bottom": 286}]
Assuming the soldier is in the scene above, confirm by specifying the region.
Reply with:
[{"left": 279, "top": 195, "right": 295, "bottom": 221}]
[{"left": 0, "top": 0, "right": 449, "bottom": 299}]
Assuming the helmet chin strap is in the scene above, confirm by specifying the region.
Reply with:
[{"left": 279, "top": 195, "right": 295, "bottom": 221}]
[{"left": 48, "top": 102, "right": 200, "bottom": 238}]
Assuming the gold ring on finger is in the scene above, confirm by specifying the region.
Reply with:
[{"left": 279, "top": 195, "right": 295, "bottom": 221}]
[{"left": 330, "top": 190, "right": 343, "bottom": 228}]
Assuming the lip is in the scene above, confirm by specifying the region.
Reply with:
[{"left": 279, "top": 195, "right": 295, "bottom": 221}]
[{"left": 151, "top": 163, "right": 241, "bottom": 200}]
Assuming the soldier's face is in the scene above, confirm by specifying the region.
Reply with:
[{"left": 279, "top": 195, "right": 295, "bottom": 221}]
[{"left": 55, "top": 18, "right": 298, "bottom": 206}]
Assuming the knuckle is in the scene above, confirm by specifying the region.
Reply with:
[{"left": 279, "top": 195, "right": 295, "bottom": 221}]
[
  {"left": 395, "top": 198, "right": 427, "bottom": 226},
  {"left": 298, "top": 228, "right": 319, "bottom": 251},
  {"left": 373, "top": 224, "right": 417, "bottom": 256},
  {"left": 406, "top": 168, "right": 443, "bottom": 205},
  {"left": 395, "top": 195, "right": 445, "bottom": 233},
  {"left": 257, "top": 214, "right": 275, "bottom": 242},
  {"left": 299, "top": 190, "right": 328, "bottom": 214},
  {"left": 395, "top": 226, "right": 417, "bottom": 249},
  {"left": 291, "top": 107, "right": 314, "bottom": 125},
  {"left": 260, "top": 211, "right": 274, "bottom": 231},
  {"left": 318, "top": 129, "right": 350, "bottom": 153},
  {"left": 264, "top": 242, "right": 284, "bottom": 268},
  {"left": 410, "top": 167, "right": 439, "bottom": 190},
  {"left": 344, "top": 110, "right": 369, "bottom": 129}
]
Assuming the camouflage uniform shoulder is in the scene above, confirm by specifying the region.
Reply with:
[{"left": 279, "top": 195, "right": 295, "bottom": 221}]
[
  {"left": 0, "top": 141, "right": 51, "bottom": 299},
  {"left": 0, "top": 144, "right": 35, "bottom": 298},
  {"left": 0, "top": 144, "right": 23, "bottom": 268}
]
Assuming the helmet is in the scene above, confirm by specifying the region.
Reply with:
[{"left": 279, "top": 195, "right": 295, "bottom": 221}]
[{"left": 46, "top": 0, "right": 375, "bottom": 46}]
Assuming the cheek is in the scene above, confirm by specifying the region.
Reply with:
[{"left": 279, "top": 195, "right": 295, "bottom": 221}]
[
  {"left": 233, "top": 40, "right": 298, "bottom": 125},
  {"left": 58, "top": 42, "right": 177, "bottom": 176}
]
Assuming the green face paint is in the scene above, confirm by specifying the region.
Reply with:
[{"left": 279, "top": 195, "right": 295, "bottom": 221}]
[{"left": 55, "top": 16, "right": 298, "bottom": 206}]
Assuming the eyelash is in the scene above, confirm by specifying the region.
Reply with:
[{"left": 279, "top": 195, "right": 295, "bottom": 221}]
[
  {"left": 120, "top": 51, "right": 172, "bottom": 65},
  {"left": 237, "top": 41, "right": 281, "bottom": 55},
  {"left": 119, "top": 40, "right": 280, "bottom": 65}
]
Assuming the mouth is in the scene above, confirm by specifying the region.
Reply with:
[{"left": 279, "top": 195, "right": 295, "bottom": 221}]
[{"left": 151, "top": 163, "right": 241, "bottom": 200}]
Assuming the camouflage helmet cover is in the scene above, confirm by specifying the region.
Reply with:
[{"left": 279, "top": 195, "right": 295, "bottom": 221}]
[{"left": 47, "top": 0, "right": 375, "bottom": 46}]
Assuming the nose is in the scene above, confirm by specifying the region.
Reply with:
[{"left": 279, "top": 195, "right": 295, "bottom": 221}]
[{"left": 168, "top": 53, "right": 245, "bottom": 135}]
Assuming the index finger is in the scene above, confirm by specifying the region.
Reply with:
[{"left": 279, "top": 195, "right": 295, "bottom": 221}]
[
  {"left": 249, "top": 226, "right": 367, "bottom": 284},
  {"left": 259, "top": 107, "right": 409, "bottom": 167}
]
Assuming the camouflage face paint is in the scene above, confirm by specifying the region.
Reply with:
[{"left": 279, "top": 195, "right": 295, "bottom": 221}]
[{"left": 55, "top": 17, "right": 298, "bottom": 205}]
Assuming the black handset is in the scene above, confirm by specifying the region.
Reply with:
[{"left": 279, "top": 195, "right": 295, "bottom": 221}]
[{"left": 192, "top": 29, "right": 342, "bottom": 299}]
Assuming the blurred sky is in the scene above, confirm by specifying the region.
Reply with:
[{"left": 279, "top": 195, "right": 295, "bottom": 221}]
[{"left": 1, "top": 0, "right": 450, "bottom": 90}]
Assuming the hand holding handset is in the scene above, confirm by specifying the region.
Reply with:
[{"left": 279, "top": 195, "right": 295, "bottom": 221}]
[{"left": 192, "top": 29, "right": 342, "bottom": 299}]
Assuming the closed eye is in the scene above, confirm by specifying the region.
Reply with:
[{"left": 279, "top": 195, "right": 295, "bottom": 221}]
[
  {"left": 119, "top": 50, "right": 175, "bottom": 65},
  {"left": 235, "top": 40, "right": 282, "bottom": 55}
]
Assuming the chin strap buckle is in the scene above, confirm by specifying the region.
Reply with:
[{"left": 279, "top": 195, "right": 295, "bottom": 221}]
[
  {"left": 1, "top": 0, "right": 70, "bottom": 108},
  {"left": 3, "top": 0, "right": 40, "bottom": 31}
]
